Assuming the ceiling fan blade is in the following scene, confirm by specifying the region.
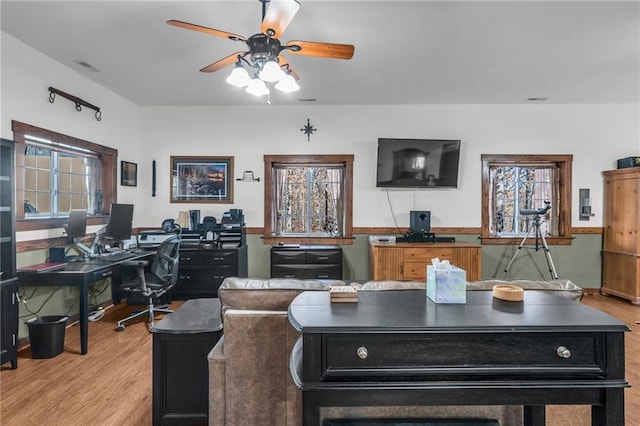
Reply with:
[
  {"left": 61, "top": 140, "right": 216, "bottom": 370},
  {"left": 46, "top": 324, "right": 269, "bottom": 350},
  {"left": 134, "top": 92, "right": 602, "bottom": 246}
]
[
  {"left": 285, "top": 40, "right": 355, "bottom": 60},
  {"left": 167, "top": 20, "right": 246, "bottom": 42},
  {"left": 277, "top": 55, "right": 300, "bottom": 80},
  {"left": 200, "top": 52, "right": 246, "bottom": 73},
  {"left": 261, "top": 0, "right": 301, "bottom": 38}
]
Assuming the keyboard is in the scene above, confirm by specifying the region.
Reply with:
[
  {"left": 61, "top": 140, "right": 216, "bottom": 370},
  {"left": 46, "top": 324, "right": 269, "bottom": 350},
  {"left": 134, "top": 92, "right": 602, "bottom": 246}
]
[{"left": 97, "top": 251, "right": 136, "bottom": 262}]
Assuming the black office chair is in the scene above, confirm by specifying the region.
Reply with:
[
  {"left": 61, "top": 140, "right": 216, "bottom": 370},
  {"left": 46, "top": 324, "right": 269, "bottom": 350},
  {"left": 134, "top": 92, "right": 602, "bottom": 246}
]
[{"left": 116, "top": 234, "right": 181, "bottom": 331}]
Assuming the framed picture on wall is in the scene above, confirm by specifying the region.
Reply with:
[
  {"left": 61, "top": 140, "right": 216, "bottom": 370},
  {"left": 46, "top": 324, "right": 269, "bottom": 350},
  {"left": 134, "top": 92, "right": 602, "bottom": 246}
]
[
  {"left": 121, "top": 161, "right": 138, "bottom": 187},
  {"left": 170, "top": 156, "right": 234, "bottom": 203}
]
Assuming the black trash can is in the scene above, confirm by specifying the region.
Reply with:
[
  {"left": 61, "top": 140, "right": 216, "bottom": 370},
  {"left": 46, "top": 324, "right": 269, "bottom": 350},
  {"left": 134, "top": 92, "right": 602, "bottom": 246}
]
[{"left": 26, "top": 315, "right": 69, "bottom": 359}]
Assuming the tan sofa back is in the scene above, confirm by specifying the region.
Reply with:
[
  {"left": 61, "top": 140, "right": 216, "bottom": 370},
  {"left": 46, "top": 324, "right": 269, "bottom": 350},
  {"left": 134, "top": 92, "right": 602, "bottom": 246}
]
[{"left": 210, "top": 277, "right": 338, "bottom": 425}]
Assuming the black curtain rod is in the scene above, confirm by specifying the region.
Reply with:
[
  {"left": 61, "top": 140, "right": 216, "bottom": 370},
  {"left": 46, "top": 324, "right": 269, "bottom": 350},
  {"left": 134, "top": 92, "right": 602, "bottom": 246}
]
[{"left": 48, "top": 87, "right": 102, "bottom": 121}]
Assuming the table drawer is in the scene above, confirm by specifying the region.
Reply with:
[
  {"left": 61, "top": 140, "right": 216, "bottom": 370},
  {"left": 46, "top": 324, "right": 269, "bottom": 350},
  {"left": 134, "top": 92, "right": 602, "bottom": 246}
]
[{"left": 322, "top": 332, "right": 605, "bottom": 381}]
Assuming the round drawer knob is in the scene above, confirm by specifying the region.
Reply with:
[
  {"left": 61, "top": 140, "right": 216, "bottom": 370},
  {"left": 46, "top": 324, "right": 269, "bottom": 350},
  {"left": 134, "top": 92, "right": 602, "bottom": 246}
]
[
  {"left": 556, "top": 346, "right": 571, "bottom": 359},
  {"left": 356, "top": 346, "right": 368, "bottom": 359}
]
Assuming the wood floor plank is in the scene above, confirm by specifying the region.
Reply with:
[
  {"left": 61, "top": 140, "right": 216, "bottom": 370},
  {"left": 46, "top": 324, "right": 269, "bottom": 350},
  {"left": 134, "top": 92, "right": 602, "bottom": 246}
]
[{"left": 1, "top": 294, "right": 638, "bottom": 426}]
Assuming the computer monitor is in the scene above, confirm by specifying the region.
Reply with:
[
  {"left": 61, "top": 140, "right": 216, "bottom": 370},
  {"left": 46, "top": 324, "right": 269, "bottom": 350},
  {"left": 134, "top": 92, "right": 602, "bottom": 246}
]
[
  {"left": 65, "top": 209, "right": 92, "bottom": 258},
  {"left": 105, "top": 203, "right": 134, "bottom": 243},
  {"left": 66, "top": 209, "right": 87, "bottom": 240}
]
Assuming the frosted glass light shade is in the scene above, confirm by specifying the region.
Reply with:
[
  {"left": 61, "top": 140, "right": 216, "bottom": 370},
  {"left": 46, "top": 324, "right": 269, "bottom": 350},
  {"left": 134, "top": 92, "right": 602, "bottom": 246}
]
[
  {"left": 259, "top": 60, "right": 285, "bottom": 82},
  {"left": 226, "top": 66, "right": 251, "bottom": 87},
  {"left": 274, "top": 73, "right": 300, "bottom": 92},
  {"left": 245, "top": 78, "right": 269, "bottom": 96}
]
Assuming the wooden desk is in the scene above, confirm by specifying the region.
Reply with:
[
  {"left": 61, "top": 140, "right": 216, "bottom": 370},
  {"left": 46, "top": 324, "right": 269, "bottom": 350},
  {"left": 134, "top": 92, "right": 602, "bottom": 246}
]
[
  {"left": 17, "top": 250, "right": 153, "bottom": 355},
  {"left": 289, "top": 290, "right": 629, "bottom": 426}
]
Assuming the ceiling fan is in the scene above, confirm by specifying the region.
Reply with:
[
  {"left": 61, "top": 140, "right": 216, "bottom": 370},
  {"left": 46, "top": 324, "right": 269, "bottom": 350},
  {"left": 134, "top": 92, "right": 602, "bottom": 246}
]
[{"left": 167, "top": 0, "right": 355, "bottom": 95}]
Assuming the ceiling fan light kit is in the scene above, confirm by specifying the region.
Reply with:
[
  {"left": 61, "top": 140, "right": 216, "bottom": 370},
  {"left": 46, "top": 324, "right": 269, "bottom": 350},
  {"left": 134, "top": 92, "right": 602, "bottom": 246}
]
[
  {"left": 167, "top": 0, "right": 354, "bottom": 100},
  {"left": 226, "top": 64, "right": 252, "bottom": 87},
  {"left": 246, "top": 77, "right": 270, "bottom": 96}
]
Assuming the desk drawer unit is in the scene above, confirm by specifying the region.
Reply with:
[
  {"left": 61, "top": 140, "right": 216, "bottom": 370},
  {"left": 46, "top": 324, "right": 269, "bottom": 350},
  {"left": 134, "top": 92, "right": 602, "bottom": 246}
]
[
  {"left": 271, "top": 246, "right": 342, "bottom": 279},
  {"left": 173, "top": 245, "right": 247, "bottom": 299},
  {"left": 321, "top": 332, "right": 606, "bottom": 382}
]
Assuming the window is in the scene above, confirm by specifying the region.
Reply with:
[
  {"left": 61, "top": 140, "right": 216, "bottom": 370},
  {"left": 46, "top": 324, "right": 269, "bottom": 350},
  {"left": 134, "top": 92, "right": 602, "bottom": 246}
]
[
  {"left": 481, "top": 154, "right": 572, "bottom": 244},
  {"left": 12, "top": 120, "right": 117, "bottom": 232},
  {"left": 264, "top": 155, "right": 354, "bottom": 245},
  {"left": 24, "top": 140, "right": 101, "bottom": 216}
]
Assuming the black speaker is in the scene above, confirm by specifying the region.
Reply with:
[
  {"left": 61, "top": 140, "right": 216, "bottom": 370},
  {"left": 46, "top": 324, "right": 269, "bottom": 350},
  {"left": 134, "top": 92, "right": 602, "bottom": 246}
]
[
  {"left": 49, "top": 247, "right": 66, "bottom": 262},
  {"left": 410, "top": 210, "right": 431, "bottom": 234}
]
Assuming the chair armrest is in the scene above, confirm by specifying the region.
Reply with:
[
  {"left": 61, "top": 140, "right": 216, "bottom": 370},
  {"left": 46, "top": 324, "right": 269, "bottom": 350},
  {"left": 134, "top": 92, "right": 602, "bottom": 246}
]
[{"left": 120, "top": 260, "right": 149, "bottom": 268}]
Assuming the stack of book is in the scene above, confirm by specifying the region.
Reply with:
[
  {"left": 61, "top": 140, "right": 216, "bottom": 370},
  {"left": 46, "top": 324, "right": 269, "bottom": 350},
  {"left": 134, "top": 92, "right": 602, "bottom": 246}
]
[{"left": 329, "top": 285, "right": 358, "bottom": 303}]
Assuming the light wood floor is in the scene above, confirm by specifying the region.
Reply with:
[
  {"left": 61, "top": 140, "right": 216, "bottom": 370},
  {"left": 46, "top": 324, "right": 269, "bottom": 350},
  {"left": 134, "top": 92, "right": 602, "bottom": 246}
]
[{"left": 1, "top": 293, "right": 638, "bottom": 426}]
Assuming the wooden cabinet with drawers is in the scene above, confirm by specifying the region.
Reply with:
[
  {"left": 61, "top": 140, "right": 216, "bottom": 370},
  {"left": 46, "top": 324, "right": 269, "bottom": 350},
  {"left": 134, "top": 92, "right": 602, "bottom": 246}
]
[
  {"left": 271, "top": 245, "right": 342, "bottom": 279},
  {"left": 173, "top": 245, "right": 248, "bottom": 299},
  {"left": 369, "top": 242, "right": 482, "bottom": 282}
]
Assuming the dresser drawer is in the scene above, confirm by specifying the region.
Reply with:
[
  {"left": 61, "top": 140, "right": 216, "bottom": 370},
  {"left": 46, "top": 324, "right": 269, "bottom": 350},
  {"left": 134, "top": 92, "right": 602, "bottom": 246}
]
[
  {"left": 271, "top": 250, "right": 307, "bottom": 264},
  {"left": 272, "top": 264, "right": 341, "bottom": 279},
  {"left": 175, "top": 266, "right": 234, "bottom": 298},
  {"left": 403, "top": 263, "right": 428, "bottom": 280},
  {"left": 179, "top": 252, "right": 203, "bottom": 265},
  {"left": 202, "top": 250, "right": 237, "bottom": 265},
  {"left": 404, "top": 247, "right": 453, "bottom": 263},
  {"left": 307, "top": 250, "right": 342, "bottom": 264},
  {"left": 322, "top": 332, "right": 605, "bottom": 381}
]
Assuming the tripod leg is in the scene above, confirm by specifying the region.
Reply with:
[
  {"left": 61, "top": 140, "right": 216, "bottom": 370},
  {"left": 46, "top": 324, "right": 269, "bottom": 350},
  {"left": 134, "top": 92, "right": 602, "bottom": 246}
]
[
  {"left": 501, "top": 227, "right": 534, "bottom": 279},
  {"left": 538, "top": 231, "right": 559, "bottom": 280}
]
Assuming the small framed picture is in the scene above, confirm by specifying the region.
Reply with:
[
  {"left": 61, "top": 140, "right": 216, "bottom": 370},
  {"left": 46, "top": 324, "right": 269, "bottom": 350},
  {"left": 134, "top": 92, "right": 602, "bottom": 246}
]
[
  {"left": 170, "top": 156, "right": 234, "bottom": 203},
  {"left": 121, "top": 161, "right": 138, "bottom": 187}
]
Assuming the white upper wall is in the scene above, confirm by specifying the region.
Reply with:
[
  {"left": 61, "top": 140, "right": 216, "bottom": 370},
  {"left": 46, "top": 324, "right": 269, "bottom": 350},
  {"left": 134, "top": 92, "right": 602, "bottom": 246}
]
[
  {"left": 140, "top": 103, "right": 638, "bottom": 229},
  {"left": 3, "top": 30, "right": 639, "bottom": 237}
]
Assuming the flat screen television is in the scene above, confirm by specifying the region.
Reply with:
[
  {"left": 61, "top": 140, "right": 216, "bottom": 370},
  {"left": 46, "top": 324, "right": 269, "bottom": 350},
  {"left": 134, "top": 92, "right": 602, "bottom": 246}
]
[{"left": 376, "top": 138, "right": 461, "bottom": 188}]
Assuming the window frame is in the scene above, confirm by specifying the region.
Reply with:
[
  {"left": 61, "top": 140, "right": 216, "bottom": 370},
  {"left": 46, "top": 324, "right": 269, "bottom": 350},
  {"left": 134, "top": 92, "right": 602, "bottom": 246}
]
[
  {"left": 12, "top": 120, "right": 117, "bottom": 232},
  {"left": 481, "top": 154, "right": 573, "bottom": 245},
  {"left": 263, "top": 154, "right": 354, "bottom": 245}
]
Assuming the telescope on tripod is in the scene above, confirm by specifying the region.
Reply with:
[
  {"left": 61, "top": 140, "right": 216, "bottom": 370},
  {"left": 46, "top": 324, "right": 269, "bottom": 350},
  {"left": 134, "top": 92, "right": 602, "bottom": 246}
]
[{"left": 501, "top": 201, "right": 559, "bottom": 280}]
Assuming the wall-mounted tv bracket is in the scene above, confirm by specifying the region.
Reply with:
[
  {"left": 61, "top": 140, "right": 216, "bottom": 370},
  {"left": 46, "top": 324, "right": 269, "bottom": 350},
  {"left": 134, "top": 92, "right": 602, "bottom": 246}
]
[{"left": 49, "top": 87, "right": 102, "bottom": 121}]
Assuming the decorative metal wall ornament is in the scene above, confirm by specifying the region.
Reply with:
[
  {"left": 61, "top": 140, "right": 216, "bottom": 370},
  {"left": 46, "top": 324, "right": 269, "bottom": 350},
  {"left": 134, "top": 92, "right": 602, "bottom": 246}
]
[
  {"left": 301, "top": 118, "right": 316, "bottom": 141},
  {"left": 48, "top": 87, "right": 102, "bottom": 121}
]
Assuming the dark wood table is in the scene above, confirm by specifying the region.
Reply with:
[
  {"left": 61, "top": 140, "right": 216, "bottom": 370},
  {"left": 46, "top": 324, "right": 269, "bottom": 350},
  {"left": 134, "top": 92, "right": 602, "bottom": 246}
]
[
  {"left": 288, "top": 290, "right": 630, "bottom": 426},
  {"left": 17, "top": 250, "right": 153, "bottom": 355}
]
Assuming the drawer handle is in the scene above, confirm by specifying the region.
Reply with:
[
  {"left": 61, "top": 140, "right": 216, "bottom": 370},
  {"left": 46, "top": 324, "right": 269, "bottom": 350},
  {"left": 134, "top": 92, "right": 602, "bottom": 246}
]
[
  {"left": 181, "top": 257, "right": 191, "bottom": 261},
  {"left": 317, "top": 256, "right": 329, "bottom": 260},
  {"left": 179, "top": 275, "right": 191, "bottom": 279},
  {"left": 213, "top": 257, "right": 224, "bottom": 261},
  {"left": 356, "top": 346, "right": 368, "bottom": 360},
  {"left": 556, "top": 346, "right": 571, "bottom": 359}
]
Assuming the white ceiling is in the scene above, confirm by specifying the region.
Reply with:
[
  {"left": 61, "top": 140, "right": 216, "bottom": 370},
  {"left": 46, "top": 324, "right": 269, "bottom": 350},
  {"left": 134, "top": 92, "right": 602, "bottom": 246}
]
[{"left": 1, "top": 0, "right": 639, "bottom": 106}]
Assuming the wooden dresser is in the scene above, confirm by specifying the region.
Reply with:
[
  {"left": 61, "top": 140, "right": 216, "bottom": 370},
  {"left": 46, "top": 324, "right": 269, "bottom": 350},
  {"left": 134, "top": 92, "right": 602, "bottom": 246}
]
[
  {"left": 369, "top": 241, "right": 482, "bottom": 282},
  {"left": 602, "top": 168, "right": 640, "bottom": 304}
]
